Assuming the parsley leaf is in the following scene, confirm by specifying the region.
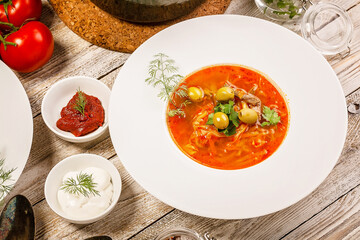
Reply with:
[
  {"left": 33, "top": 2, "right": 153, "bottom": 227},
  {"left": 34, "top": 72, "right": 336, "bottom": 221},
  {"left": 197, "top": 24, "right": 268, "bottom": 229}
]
[
  {"left": 206, "top": 113, "right": 214, "bottom": 125},
  {"left": 261, "top": 106, "right": 281, "bottom": 127},
  {"left": 220, "top": 123, "right": 237, "bottom": 136},
  {"left": 229, "top": 108, "right": 239, "bottom": 127},
  {"left": 223, "top": 100, "right": 234, "bottom": 114},
  {"left": 207, "top": 101, "right": 240, "bottom": 136},
  {"left": 214, "top": 104, "right": 223, "bottom": 113},
  {"left": 261, "top": 122, "right": 271, "bottom": 127},
  {"left": 277, "top": 0, "right": 286, "bottom": 8}
]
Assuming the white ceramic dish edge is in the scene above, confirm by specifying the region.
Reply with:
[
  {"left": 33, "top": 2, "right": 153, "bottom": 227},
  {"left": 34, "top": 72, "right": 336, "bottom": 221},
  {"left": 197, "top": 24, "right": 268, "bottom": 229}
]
[
  {"left": 0, "top": 61, "right": 33, "bottom": 201},
  {"left": 41, "top": 76, "right": 110, "bottom": 143},
  {"left": 44, "top": 153, "right": 122, "bottom": 224},
  {"left": 109, "top": 15, "right": 348, "bottom": 219}
]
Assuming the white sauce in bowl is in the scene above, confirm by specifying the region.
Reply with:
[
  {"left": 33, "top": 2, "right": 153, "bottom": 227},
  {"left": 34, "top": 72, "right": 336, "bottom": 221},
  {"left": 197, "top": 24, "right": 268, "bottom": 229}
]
[{"left": 57, "top": 167, "right": 113, "bottom": 220}]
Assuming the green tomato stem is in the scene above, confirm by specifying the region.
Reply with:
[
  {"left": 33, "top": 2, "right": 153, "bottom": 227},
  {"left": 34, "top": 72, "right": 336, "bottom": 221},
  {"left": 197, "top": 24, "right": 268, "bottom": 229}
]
[
  {"left": 0, "top": 0, "right": 13, "bottom": 4},
  {"left": 0, "top": 20, "right": 18, "bottom": 51},
  {"left": 0, "top": 20, "right": 16, "bottom": 30},
  {"left": 0, "top": 34, "right": 16, "bottom": 51},
  {"left": 0, "top": 0, "right": 13, "bottom": 22}
]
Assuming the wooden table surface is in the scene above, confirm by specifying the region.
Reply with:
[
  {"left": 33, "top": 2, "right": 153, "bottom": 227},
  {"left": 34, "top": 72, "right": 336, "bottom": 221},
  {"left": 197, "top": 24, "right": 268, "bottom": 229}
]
[{"left": 4, "top": 0, "right": 360, "bottom": 239}]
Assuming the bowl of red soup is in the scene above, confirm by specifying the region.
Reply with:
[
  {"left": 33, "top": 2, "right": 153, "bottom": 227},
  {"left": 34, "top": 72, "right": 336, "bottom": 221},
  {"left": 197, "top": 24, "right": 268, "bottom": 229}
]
[
  {"left": 109, "top": 15, "right": 347, "bottom": 219},
  {"left": 42, "top": 76, "right": 110, "bottom": 143}
]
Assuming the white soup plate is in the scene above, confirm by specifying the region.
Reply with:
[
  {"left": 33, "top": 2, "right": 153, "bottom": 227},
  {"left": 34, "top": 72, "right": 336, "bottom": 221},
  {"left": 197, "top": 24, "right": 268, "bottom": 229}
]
[
  {"left": 44, "top": 153, "right": 122, "bottom": 224},
  {"left": 0, "top": 61, "right": 33, "bottom": 201},
  {"left": 109, "top": 15, "right": 347, "bottom": 219}
]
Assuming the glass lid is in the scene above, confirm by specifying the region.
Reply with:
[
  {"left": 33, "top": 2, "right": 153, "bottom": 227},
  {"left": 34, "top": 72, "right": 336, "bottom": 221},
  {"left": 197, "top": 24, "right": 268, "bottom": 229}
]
[
  {"left": 255, "top": 0, "right": 353, "bottom": 55},
  {"left": 301, "top": 2, "right": 353, "bottom": 55},
  {"left": 154, "top": 228, "right": 202, "bottom": 240},
  {"left": 154, "top": 228, "right": 215, "bottom": 240}
]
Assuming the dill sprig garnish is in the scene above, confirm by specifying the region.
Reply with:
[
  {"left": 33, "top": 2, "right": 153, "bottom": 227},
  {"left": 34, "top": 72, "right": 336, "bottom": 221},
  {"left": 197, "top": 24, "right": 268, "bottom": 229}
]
[
  {"left": 0, "top": 157, "right": 16, "bottom": 201},
  {"left": 168, "top": 100, "right": 191, "bottom": 117},
  {"left": 60, "top": 172, "right": 100, "bottom": 198},
  {"left": 146, "top": 53, "right": 189, "bottom": 117},
  {"left": 73, "top": 88, "right": 87, "bottom": 116}
]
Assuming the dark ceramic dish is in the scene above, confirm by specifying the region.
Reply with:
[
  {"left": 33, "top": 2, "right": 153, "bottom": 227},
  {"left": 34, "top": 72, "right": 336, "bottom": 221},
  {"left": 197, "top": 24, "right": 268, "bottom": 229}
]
[{"left": 91, "top": 0, "right": 204, "bottom": 23}]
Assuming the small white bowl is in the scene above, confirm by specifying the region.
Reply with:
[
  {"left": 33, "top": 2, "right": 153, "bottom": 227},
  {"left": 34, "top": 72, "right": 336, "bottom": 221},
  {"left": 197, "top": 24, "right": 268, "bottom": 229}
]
[
  {"left": 41, "top": 76, "right": 111, "bottom": 143},
  {"left": 44, "top": 154, "right": 122, "bottom": 224}
]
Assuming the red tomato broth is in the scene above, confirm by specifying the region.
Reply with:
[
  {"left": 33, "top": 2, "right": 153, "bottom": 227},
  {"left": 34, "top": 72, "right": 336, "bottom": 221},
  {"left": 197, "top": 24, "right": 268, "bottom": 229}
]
[{"left": 167, "top": 65, "right": 289, "bottom": 170}]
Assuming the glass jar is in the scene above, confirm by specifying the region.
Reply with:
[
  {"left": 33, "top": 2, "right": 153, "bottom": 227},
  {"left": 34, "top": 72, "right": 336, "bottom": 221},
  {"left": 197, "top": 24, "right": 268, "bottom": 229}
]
[
  {"left": 255, "top": 0, "right": 353, "bottom": 55},
  {"left": 154, "top": 228, "right": 215, "bottom": 240},
  {"left": 255, "top": 0, "right": 308, "bottom": 21}
]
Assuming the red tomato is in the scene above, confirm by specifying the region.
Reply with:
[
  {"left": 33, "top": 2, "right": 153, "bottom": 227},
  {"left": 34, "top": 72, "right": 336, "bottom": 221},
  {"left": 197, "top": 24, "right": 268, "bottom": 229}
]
[
  {"left": 0, "top": 21, "right": 54, "bottom": 73},
  {"left": 0, "top": 0, "right": 42, "bottom": 30}
]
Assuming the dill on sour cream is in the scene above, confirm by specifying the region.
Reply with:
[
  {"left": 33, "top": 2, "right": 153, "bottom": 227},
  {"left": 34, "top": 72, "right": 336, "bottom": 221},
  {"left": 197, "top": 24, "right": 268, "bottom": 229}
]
[{"left": 58, "top": 167, "right": 113, "bottom": 220}]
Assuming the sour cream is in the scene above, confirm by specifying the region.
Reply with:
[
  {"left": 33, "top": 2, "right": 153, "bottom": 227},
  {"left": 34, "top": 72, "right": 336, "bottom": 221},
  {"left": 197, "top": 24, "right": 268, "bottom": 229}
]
[{"left": 57, "top": 167, "right": 113, "bottom": 220}]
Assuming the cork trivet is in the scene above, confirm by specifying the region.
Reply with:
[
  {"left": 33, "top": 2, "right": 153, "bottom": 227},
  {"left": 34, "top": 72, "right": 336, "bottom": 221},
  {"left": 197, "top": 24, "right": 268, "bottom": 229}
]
[{"left": 49, "top": 0, "right": 231, "bottom": 53}]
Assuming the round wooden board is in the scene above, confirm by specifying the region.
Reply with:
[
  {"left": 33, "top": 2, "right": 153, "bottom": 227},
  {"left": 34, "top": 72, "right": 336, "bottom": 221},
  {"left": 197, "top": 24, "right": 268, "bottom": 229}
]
[{"left": 49, "top": 0, "right": 232, "bottom": 53}]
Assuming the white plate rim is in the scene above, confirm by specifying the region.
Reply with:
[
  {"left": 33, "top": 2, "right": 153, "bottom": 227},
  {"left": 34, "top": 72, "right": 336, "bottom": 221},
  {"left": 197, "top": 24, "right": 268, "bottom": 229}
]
[
  {"left": 0, "top": 60, "right": 33, "bottom": 200},
  {"left": 109, "top": 15, "right": 347, "bottom": 219}
]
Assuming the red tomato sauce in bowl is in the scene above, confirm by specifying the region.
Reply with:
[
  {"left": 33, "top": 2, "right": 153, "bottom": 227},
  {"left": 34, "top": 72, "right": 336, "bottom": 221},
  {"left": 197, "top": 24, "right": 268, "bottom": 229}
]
[{"left": 56, "top": 91, "right": 105, "bottom": 137}]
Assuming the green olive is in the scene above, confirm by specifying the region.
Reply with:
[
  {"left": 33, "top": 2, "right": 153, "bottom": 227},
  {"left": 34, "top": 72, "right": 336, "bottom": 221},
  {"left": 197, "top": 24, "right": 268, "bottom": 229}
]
[
  {"left": 216, "top": 87, "right": 234, "bottom": 102},
  {"left": 213, "top": 112, "right": 229, "bottom": 129},
  {"left": 239, "top": 108, "right": 258, "bottom": 124},
  {"left": 188, "top": 87, "right": 204, "bottom": 102}
]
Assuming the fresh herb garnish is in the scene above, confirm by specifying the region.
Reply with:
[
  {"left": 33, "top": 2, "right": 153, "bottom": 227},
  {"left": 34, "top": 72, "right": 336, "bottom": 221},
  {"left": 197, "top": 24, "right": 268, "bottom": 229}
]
[
  {"left": 206, "top": 113, "right": 214, "bottom": 125},
  {"left": 0, "top": 157, "right": 16, "bottom": 201},
  {"left": 73, "top": 88, "right": 86, "bottom": 116},
  {"left": 207, "top": 101, "right": 240, "bottom": 136},
  {"left": 222, "top": 123, "right": 237, "bottom": 136},
  {"left": 261, "top": 106, "right": 281, "bottom": 127},
  {"left": 60, "top": 172, "right": 100, "bottom": 198},
  {"left": 146, "top": 53, "right": 188, "bottom": 117},
  {"left": 168, "top": 100, "right": 191, "bottom": 117},
  {"left": 264, "top": 0, "right": 300, "bottom": 19}
]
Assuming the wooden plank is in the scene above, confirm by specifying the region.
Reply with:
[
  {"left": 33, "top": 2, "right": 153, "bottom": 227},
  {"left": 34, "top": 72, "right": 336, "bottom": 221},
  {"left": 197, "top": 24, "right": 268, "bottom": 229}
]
[
  {"left": 20, "top": 42, "right": 129, "bottom": 118},
  {"left": 7, "top": 122, "right": 115, "bottom": 205},
  {"left": 228, "top": 0, "right": 360, "bottom": 96},
  {"left": 7, "top": 67, "right": 122, "bottom": 204},
  {"left": 14, "top": 1, "right": 130, "bottom": 118},
  {"left": 5, "top": 66, "right": 172, "bottom": 239},
  {"left": 4, "top": 0, "right": 360, "bottom": 239},
  {"left": 34, "top": 155, "right": 172, "bottom": 240},
  {"left": 283, "top": 183, "right": 360, "bottom": 239},
  {"left": 327, "top": 2, "right": 360, "bottom": 96},
  {"left": 280, "top": 88, "right": 360, "bottom": 239}
]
